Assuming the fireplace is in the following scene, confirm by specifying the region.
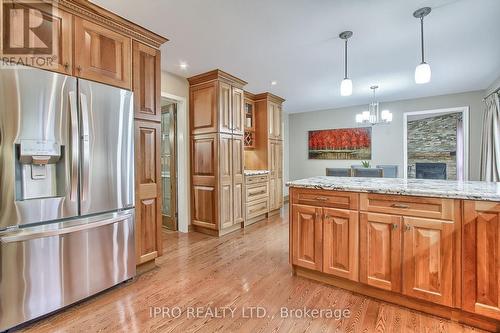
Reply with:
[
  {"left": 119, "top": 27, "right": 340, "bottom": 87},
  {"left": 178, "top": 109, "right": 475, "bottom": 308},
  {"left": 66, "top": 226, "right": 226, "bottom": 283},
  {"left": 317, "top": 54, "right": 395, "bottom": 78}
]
[{"left": 416, "top": 163, "right": 447, "bottom": 180}]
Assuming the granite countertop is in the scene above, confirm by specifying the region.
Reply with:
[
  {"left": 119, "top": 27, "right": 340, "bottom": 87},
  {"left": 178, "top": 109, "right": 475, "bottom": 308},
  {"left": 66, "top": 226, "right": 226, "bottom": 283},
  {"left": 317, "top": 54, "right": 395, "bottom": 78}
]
[
  {"left": 286, "top": 176, "right": 500, "bottom": 201},
  {"left": 244, "top": 170, "right": 270, "bottom": 176}
]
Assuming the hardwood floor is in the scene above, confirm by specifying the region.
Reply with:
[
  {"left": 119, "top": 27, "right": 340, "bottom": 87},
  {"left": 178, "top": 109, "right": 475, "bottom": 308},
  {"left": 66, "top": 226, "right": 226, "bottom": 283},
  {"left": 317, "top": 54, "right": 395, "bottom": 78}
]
[{"left": 20, "top": 205, "right": 483, "bottom": 333}]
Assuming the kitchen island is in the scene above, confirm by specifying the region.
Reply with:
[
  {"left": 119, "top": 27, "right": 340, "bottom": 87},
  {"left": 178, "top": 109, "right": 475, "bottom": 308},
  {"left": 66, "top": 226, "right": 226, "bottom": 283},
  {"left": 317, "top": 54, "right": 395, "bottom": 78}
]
[{"left": 287, "top": 176, "right": 500, "bottom": 332}]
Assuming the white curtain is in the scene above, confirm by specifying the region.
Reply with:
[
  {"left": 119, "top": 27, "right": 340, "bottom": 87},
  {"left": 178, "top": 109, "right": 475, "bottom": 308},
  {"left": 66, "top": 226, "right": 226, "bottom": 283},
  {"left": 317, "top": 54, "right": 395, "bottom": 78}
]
[{"left": 480, "top": 92, "right": 500, "bottom": 181}]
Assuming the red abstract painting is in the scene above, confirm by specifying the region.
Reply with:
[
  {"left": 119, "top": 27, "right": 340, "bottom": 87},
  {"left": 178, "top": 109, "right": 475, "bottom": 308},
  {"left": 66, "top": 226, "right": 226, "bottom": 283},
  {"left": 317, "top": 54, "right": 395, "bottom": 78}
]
[{"left": 308, "top": 127, "right": 372, "bottom": 160}]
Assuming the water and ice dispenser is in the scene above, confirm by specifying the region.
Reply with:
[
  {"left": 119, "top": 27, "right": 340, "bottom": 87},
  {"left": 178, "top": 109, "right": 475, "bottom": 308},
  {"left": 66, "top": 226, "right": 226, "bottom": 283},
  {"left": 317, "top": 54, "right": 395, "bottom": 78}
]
[{"left": 15, "top": 140, "right": 65, "bottom": 200}]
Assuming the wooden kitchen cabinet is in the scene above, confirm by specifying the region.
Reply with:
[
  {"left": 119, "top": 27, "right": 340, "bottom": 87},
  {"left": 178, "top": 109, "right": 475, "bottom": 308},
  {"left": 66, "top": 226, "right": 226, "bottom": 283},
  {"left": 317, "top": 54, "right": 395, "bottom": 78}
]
[
  {"left": 463, "top": 201, "right": 500, "bottom": 320},
  {"left": 402, "top": 217, "right": 454, "bottom": 306},
  {"left": 134, "top": 121, "right": 162, "bottom": 264},
  {"left": 74, "top": 17, "right": 132, "bottom": 89},
  {"left": 188, "top": 70, "right": 247, "bottom": 236},
  {"left": 323, "top": 208, "right": 359, "bottom": 281},
  {"left": 133, "top": 41, "right": 161, "bottom": 121},
  {"left": 189, "top": 70, "right": 247, "bottom": 136},
  {"left": 359, "top": 212, "right": 402, "bottom": 292},
  {"left": 2, "top": 2, "right": 73, "bottom": 74},
  {"left": 291, "top": 204, "right": 323, "bottom": 271}
]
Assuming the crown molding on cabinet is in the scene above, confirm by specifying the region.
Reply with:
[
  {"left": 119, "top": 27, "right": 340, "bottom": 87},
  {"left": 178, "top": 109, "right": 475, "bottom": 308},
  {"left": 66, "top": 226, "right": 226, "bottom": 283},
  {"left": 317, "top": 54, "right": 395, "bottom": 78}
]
[{"left": 56, "top": 0, "right": 168, "bottom": 48}]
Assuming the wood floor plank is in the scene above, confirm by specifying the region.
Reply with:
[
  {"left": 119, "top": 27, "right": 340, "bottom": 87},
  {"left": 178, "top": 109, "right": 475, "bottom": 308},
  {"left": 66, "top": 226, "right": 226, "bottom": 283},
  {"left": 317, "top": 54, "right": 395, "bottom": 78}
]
[{"left": 17, "top": 205, "right": 486, "bottom": 333}]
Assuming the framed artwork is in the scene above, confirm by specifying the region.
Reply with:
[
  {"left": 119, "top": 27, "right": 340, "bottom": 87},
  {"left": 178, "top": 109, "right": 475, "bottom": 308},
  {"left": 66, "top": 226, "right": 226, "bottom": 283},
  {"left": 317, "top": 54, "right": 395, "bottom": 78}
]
[{"left": 308, "top": 127, "right": 372, "bottom": 160}]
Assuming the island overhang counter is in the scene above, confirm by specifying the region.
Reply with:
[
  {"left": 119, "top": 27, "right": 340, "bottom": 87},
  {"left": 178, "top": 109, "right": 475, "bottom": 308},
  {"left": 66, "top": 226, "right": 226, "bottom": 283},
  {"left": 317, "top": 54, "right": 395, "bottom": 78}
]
[{"left": 286, "top": 176, "right": 500, "bottom": 332}]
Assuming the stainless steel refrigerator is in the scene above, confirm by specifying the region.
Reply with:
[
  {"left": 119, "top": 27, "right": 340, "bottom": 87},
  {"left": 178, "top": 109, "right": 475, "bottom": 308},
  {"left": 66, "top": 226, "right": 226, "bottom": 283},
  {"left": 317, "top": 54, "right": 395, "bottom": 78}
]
[{"left": 0, "top": 65, "right": 135, "bottom": 331}]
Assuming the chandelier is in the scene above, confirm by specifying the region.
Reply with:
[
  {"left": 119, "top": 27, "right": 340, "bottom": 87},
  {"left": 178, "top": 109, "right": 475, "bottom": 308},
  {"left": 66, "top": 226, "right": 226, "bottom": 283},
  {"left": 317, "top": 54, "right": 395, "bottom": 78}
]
[{"left": 355, "top": 85, "right": 392, "bottom": 125}]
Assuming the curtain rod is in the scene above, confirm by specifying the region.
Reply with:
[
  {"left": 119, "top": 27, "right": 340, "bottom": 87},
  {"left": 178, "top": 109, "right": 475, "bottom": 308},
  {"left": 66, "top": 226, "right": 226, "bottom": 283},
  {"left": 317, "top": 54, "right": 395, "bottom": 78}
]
[{"left": 484, "top": 87, "right": 500, "bottom": 101}]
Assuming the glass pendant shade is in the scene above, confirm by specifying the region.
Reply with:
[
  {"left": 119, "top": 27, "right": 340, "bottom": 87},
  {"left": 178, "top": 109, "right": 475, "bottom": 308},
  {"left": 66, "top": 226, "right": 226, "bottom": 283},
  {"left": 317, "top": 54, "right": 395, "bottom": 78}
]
[
  {"left": 340, "top": 78, "right": 352, "bottom": 96},
  {"left": 415, "top": 62, "right": 431, "bottom": 84}
]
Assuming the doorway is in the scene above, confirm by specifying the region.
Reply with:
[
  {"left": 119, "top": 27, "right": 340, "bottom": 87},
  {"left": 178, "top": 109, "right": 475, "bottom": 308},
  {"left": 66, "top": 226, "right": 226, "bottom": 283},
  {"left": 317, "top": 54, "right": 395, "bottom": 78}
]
[
  {"left": 161, "top": 99, "right": 178, "bottom": 230},
  {"left": 403, "top": 107, "right": 469, "bottom": 181}
]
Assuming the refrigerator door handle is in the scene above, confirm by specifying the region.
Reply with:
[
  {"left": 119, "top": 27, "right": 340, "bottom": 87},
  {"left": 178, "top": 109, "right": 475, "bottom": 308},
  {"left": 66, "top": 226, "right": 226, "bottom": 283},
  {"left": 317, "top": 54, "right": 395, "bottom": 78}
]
[
  {"left": 68, "top": 91, "right": 79, "bottom": 201},
  {"left": 0, "top": 212, "right": 133, "bottom": 243},
  {"left": 80, "top": 92, "right": 90, "bottom": 201}
]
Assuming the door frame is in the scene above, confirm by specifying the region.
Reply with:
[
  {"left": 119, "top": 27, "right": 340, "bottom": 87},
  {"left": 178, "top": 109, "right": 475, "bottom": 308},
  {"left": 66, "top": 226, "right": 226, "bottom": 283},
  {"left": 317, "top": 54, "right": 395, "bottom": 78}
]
[
  {"left": 161, "top": 92, "right": 189, "bottom": 233},
  {"left": 160, "top": 101, "right": 178, "bottom": 230},
  {"left": 403, "top": 106, "right": 469, "bottom": 180}
]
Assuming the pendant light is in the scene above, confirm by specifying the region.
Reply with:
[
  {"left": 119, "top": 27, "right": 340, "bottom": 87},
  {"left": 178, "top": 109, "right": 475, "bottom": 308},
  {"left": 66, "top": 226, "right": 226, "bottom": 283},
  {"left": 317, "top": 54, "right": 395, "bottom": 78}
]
[
  {"left": 413, "top": 7, "right": 432, "bottom": 84},
  {"left": 339, "top": 31, "right": 353, "bottom": 96},
  {"left": 355, "top": 86, "right": 392, "bottom": 125}
]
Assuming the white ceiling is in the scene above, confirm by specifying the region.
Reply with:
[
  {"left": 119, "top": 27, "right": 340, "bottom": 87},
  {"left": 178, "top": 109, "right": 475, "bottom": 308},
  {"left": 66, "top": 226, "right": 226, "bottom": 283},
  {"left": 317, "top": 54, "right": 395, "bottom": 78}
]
[{"left": 92, "top": 0, "right": 500, "bottom": 113}]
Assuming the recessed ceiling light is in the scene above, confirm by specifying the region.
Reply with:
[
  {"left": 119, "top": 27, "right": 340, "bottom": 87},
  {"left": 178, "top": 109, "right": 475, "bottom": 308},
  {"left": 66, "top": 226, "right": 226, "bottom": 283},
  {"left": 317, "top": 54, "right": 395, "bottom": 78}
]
[
  {"left": 271, "top": 81, "right": 277, "bottom": 86},
  {"left": 179, "top": 62, "right": 188, "bottom": 70}
]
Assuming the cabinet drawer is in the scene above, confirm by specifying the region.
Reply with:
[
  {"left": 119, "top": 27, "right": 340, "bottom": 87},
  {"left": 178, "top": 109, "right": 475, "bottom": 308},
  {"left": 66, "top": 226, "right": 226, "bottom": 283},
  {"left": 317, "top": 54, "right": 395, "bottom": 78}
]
[
  {"left": 360, "top": 193, "right": 454, "bottom": 220},
  {"left": 246, "top": 183, "right": 268, "bottom": 202},
  {"left": 294, "top": 189, "right": 358, "bottom": 210},
  {"left": 246, "top": 198, "right": 268, "bottom": 218},
  {"left": 245, "top": 175, "right": 268, "bottom": 185}
]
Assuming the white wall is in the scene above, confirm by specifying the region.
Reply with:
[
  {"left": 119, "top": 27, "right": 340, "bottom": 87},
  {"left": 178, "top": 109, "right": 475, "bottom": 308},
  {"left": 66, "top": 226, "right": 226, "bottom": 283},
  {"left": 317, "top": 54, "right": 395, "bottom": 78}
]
[
  {"left": 288, "top": 90, "right": 485, "bottom": 181},
  {"left": 161, "top": 71, "right": 190, "bottom": 232}
]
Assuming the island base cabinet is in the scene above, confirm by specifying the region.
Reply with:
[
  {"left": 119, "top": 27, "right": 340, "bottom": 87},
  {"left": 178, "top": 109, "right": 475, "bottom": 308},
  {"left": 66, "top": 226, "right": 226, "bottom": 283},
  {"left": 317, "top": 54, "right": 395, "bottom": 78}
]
[
  {"left": 402, "top": 217, "right": 454, "bottom": 306},
  {"left": 359, "top": 212, "right": 402, "bottom": 292},
  {"left": 291, "top": 204, "right": 323, "bottom": 271},
  {"left": 290, "top": 188, "right": 500, "bottom": 331},
  {"left": 463, "top": 201, "right": 500, "bottom": 320}
]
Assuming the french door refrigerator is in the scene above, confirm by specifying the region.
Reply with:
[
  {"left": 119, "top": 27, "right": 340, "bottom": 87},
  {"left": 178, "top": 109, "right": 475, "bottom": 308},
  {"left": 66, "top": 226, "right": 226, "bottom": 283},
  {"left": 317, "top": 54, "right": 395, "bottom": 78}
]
[{"left": 0, "top": 65, "right": 135, "bottom": 331}]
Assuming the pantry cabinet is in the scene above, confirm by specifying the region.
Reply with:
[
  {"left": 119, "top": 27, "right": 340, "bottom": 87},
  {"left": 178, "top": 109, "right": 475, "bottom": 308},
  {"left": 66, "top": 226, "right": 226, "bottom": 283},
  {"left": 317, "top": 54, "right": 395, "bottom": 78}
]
[{"left": 188, "top": 70, "right": 247, "bottom": 236}]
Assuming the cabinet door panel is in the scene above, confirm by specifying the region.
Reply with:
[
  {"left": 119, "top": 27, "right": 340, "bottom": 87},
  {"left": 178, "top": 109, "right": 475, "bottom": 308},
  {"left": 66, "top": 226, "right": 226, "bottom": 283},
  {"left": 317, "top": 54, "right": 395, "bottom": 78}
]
[
  {"left": 360, "top": 212, "right": 402, "bottom": 292},
  {"left": 268, "top": 102, "right": 275, "bottom": 139},
  {"left": 135, "top": 121, "right": 162, "bottom": 264},
  {"left": 463, "top": 201, "right": 500, "bottom": 319},
  {"left": 403, "top": 217, "right": 453, "bottom": 306},
  {"left": 232, "top": 135, "right": 244, "bottom": 224},
  {"left": 190, "top": 82, "right": 218, "bottom": 134},
  {"left": 133, "top": 41, "right": 160, "bottom": 121},
  {"left": 219, "top": 134, "right": 233, "bottom": 228},
  {"left": 3, "top": 2, "right": 73, "bottom": 74},
  {"left": 269, "top": 178, "right": 277, "bottom": 211},
  {"left": 292, "top": 204, "right": 323, "bottom": 270},
  {"left": 232, "top": 87, "right": 244, "bottom": 135},
  {"left": 74, "top": 17, "right": 131, "bottom": 89},
  {"left": 274, "top": 104, "right": 282, "bottom": 140},
  {"left": 323, "top": 208, "right": 359, "bottom": 281},
  {"left": 219, "top": 82, "right": 232, "bottom": 133}
]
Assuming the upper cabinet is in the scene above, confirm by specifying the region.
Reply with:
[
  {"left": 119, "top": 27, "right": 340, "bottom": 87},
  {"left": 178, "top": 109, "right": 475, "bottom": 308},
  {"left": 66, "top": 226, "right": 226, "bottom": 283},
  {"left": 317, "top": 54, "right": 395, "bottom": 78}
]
[
  {"left": 74, "top": 17, "right": 132, "bottom": 89},
  {"left": 0, "top": 1, "right": 165, "bottom": 91},
  {"left": 188, "top": 70, "right": 247, "bottom": 135},
  {"left": 252, "top": 93, "right": 284, "bottom": 141},
  {"left": 1, "top": 1, "right": 72, "bottom": 74},
  {"left": 133, "top": 41, "right": 161, "bottom": 121}
]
